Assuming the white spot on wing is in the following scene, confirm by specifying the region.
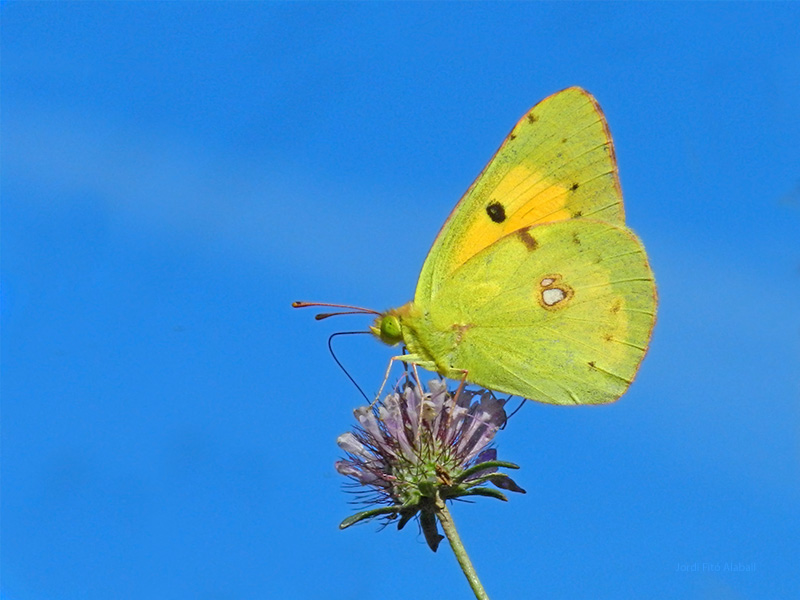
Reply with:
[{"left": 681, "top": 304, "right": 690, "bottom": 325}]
[
  {"left": 542, "top": 288, "right": 567, "bottom": 306},
  {"left": 541, "top": 277, "right": 555, "bottom": 286}
]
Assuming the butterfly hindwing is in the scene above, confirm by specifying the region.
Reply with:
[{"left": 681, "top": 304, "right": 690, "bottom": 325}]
[{"left": 406, "top": 219, "right": 656, "bottom": 405}]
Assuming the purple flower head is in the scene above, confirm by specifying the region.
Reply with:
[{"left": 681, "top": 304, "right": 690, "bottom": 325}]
[{"left": 336, "top": 379, "right": 525, "bottom": 551}]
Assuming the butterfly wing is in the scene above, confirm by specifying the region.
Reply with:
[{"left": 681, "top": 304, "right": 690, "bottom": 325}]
[
  {"left": 406, "top": 219, "right": 656, "bottom": 405},
  {"left": 416, "top": 87, "right": 624, "bottom": 304}
]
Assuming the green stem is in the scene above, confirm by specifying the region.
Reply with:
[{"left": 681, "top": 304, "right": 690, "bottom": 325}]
[{"left": 435, "top": 495, "right": 490, "bottom": 600}]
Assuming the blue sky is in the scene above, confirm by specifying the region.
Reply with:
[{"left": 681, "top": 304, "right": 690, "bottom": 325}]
[{"left": 2, "top": 2, "right": 799, "bottom": 599}]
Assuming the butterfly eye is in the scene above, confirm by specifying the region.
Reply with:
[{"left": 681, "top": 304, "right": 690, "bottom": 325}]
[{"left": 377, "top": 314, "right": 403, "bottom": 346}]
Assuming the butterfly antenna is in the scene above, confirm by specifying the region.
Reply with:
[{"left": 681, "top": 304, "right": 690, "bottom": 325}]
[
  {"left": 328, "top": 331, "right": 371, "bottom": 403},
  {"left": 314, "top": 310, "right": 371, "bottom": 321},
  {"left": 502, "top": 396, "right": 526, "bottom": 428},
  {"left": 292, "top": 301, "right": 381, "bottom": 321}
]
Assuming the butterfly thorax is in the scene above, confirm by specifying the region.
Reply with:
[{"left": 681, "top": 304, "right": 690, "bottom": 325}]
[{"left": 372, "top": 302, "right": 465, "bottom": 380}]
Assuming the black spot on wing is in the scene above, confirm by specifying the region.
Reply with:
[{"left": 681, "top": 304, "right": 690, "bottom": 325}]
[
  {"left": 526, "top": 113, "right": 538, "bottom": 124},
  {"left": 570, "top": 182, "right": 580, "bottom": 191},
  {"left": 486, "top": 201, "right": 506, "bottom": 223}
]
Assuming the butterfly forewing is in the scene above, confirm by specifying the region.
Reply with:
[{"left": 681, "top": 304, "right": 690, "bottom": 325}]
[{"left": 416, "top": 87, "right": 625, "bottom": 304}]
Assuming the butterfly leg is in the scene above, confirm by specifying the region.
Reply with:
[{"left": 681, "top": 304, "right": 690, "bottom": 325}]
[
  {"left": 451, "top": 370, "right": 469, "bottom": 403},
  {"left": 410, "top": 362, "right": 424, "bottom": 393},
  {"left": 372, "top": 355, "right": 402, "bottom": 408},
  {"left": 372, "top": 352, "right": 432, "bottom": 407}
]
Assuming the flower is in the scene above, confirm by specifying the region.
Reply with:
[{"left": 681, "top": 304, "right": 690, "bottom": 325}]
[{"left": 336, "top": 378, "right": 525, "bottom": 551}]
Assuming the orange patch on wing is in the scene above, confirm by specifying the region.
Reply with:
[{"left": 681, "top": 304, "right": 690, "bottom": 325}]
[
  {"left": 504, "top": 184, "right": 571, "bottom": 230},
  {"left": 451, "top": 165, "right": 571, "bottom": 268}
]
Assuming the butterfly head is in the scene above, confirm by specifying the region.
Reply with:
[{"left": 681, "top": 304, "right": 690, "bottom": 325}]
[
  {"left": 292, "top": 300, "right": 416, "bottom": 349},
  {"left": 370, "top": 311, "right": 404, "bottom": 346}
]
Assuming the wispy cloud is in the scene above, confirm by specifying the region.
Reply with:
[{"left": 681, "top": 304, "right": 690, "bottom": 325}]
[{"left": 3, "top": 107, "right": 429, "bottom": 288}]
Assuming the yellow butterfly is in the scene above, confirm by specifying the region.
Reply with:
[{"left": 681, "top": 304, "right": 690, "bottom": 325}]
[{"left": 296, "top": 87, "right": 657, "bottom": 405}]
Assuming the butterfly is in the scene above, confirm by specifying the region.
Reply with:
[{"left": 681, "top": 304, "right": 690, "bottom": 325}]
[{"left": 295, "top": 87, "right": 657, "bottom": 405}]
